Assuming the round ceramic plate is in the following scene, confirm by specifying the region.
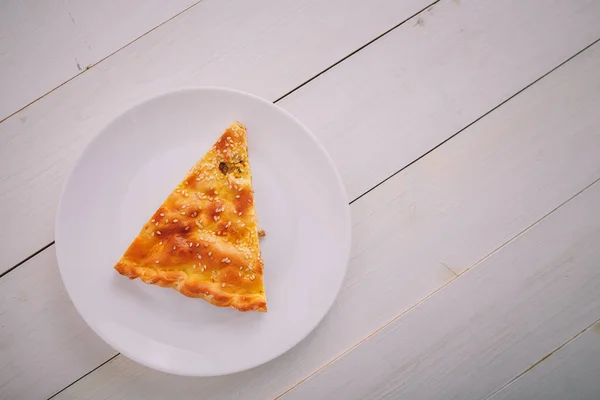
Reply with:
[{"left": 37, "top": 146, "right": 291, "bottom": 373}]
[{"left": 55, "top": 87, "right": 351, "bottom": 376}]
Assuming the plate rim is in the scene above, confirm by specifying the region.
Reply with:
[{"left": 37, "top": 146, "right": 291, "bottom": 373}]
[{"left": 55, "top": 86, "right": 351, "bottom": 376}]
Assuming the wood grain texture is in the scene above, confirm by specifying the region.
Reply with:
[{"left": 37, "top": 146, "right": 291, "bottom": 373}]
[
  {"left": 283, "top": 174, "right": 600, "bottom": 400},
  {"left": 0, "top": 0, "right": 432, "bottom": 273},
  {"left": 0, "top": 248, "right": 115, "bottom": 400},
  {"left": 0, "top": 0, "right": 198, "bottom": 120},
  {"left": 488, "top": 320, "right": 600, "bottom": 400},
  {"left": 2, "top": 0, "right": 600, "bottom": 273},
  {"left": 52, "top": 21, "right": 600, "bottom": 400}
]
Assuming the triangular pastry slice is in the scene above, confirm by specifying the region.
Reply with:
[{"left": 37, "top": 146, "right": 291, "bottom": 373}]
[{"left": 114, "top": 122, "right": 266, "bottom": 312}]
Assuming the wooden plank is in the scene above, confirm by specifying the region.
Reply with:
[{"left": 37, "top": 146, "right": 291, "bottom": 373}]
[
  {"left": 0, "top": 0, "right": 198, "bottom": 120},
  {"left": 0, "top": 248, "right": 115, "bottom": 400},
  {"left": 2, "top": 0, "right": 599, "bottom": 273},
  {"left": 488, "top": 320, "right": 600, "bottom": 400},
  {"left": 53, "top": 23, "right": 600, "bottom": 400},
  {"left": 283, "top": 179, "right": 600, "bottom": 400},
  {"left": 0, "top": 0, "right": 432, "bottom": 273}
]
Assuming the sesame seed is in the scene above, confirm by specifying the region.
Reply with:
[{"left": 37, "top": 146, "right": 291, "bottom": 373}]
[
  {"left": 155, "top": 260, "right": 160, "bottom": 264},
  {"left": 235, "top": 195, "right": 240, "bottom": 198},
  {"left": 173, "top": 219, "right": 179, "bottom": 223},
  {"left": 247, "top": 199, "right": 251, "bottom": 203},
  {"left": 196, "top": 177, "right": 200, "bottom": 181},
  {"left": 250, "top": 275, "right": 255, "bottom": 280},
  {"left": 155, "top": 222, "right": 159, "bottom": 226},
  {"left": 181, "top": 205, "right": 186, "bottom": 209},
  {"left": 239, "top": 212, "right": 242, "bottom": 216},
  {"left": 189, "top": 243, "right": 193, "bottom": 247},
  {"left": 238, "top": 187, "right": 243, "bottom": 192},
  {"left": 221, "top": 258, "right": 230, "bottom": 263},
  {"left": 160, "top": 213, "right": 164, "bottom": 217},
  {"left": 214, "top": 190, "right": 218, "bottom": 195},
  {"left": 173, "top": 246, "right": 176, "bottom": 250},
  {"left": 181, "top": 211, "right": 186, "bottom": 215},
  {"left": 240, "top": 223, "right": 246, "bottom": 227},
  {"left": 225, "top": 222, "right": 231, "bottom": 228},
  {"left": 208, "top": 252, "right": 212, "bottom": 256},
  {"left": 213, "top": 215, "right": 220, "bottom": 221},
  {"left": 221, "top": 283, "right": 226, "bottom": 287},
  {"left": 165, "top": 218, "right": 169, "bottom": 223},
  {"left": 156, "top": 231, "right": 161, "bottom": 235},
  {"left": 151, "top": 232, "right": 155, "bottom": 236},
  {"left": 192, "top": 265, "right": 197, "bottom": 269},
  {"left": 195, "top": 243, "right": 199, "bottom": 247},
  {"left": 184, "top": 226, "right": 189, "bottom": 231},
  {"left": 238, "top": 272, "right": 242, "bottom": 276},
  {"left": 197, "top": 254, "right": 202, "bottom": 259},
  {"left": 151, "top": 219, "right": 155, "bottom": 223},
  {"left": 159, "top": 241, "right": 163, "bottom": 245}
]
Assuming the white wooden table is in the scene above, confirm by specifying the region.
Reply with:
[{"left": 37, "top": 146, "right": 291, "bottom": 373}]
[{"left": 2, "top": 1, "right": 600, "bottom": 399}]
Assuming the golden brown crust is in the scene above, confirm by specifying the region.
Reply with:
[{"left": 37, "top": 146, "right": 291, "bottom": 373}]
[{"left": 114, "top": 122, "right": 266, "bottom": 312}]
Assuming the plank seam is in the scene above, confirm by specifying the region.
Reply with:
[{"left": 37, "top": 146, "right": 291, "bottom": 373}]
[
  {"left": 484, "top": 316, "right": 600, "bottom": 400},
  {"left": 0, "top": 0, "right": 208, "bottom": 124},
  {"left": 348, "top": 36, "right": 600, "bottom": 206},
  {"left": 47, "top": 354, "right": 120, "bottom": 400},
  {"left": 273, "top": 0, "right": 442, "bottom": 103},
  {"left": 0, "top": 241, "right": 54, "bottom": 279}
]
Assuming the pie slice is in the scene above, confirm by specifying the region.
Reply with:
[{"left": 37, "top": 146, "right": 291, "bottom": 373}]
[{"left": 114, "top": 122, "right": 267, "bottom": 312}]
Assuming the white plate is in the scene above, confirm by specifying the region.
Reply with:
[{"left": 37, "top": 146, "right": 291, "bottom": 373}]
[{"left": 55, "top": 87, "right": 351, "bottom": 376}]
